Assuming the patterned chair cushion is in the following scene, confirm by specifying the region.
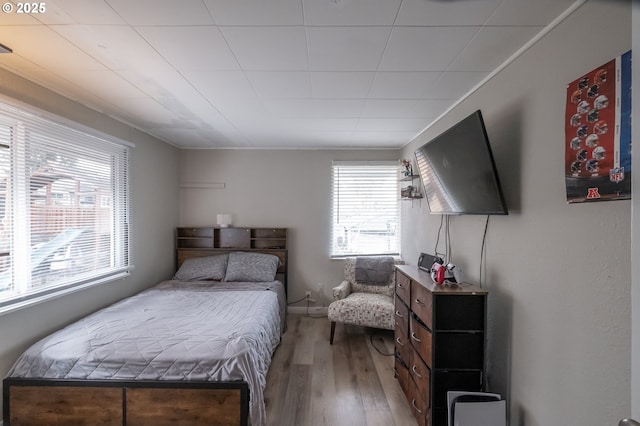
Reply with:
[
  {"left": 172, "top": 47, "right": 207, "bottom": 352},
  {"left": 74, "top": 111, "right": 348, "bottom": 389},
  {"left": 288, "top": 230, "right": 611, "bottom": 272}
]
[{"left": 327, "top": 292, "right": 394, "bottom": 330}]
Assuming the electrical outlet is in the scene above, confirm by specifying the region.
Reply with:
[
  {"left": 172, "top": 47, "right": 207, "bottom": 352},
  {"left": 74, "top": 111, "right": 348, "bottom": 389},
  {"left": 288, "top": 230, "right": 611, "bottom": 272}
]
[{"left": 304, "top": 291, "right": 316, "bottom": 303}]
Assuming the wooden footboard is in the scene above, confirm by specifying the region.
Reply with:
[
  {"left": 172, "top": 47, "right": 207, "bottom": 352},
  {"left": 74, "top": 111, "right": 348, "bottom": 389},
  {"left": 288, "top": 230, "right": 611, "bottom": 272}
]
[{"left": 3, "top": 378, "right": 249, "bottom": 426}]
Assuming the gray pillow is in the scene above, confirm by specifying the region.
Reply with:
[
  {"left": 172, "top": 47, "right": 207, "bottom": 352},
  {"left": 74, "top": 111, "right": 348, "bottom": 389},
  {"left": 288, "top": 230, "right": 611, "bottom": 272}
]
[
  {"left": 173, "top": 254, "right": 228, "bottom": 281},
  {"left": 224, "top": 252, "right": 279, "bottom": 282}
]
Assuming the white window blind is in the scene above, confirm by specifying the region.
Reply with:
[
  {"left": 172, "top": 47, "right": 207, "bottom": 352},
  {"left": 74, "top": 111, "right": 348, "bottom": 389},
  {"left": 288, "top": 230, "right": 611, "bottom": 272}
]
[
  {"left": 331, "top": 161, "right": 399, "bottom": 257},
  {"left": 0, "top": 100, "right": 131, "bottom": 313}
]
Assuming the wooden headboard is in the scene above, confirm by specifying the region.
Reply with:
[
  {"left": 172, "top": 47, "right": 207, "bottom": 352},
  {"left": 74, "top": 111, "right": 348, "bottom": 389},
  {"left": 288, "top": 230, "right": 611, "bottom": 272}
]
[{"left": 176, "top": 227, "right": 288, "bottom": 293}]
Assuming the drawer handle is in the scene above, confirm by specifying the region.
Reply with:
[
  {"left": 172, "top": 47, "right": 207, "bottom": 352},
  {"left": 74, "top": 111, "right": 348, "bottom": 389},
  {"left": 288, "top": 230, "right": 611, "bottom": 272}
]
[
  {"left": 411, "top": 399, "right": 423, "bottom": 414},
  {"left": 395, "top": 310, "right": 404, "bottom": 318},
  {"left": 415, "top": 298, "right": 425, "bottom": 306},
  {"left": 410, "top": 332, "right": 422, "bottom": 343},
  {"left": 396, "top": 337, "right": 405, "bottom": 346},
  {"left": 412, "top": 365, "right": 423, "bottom": 378}
]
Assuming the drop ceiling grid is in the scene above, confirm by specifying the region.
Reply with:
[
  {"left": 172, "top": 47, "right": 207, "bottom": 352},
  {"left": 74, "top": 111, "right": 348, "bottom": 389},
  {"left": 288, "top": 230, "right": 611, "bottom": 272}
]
[{"left": 0, "top": 0, "right": 581, "bottom": 148}]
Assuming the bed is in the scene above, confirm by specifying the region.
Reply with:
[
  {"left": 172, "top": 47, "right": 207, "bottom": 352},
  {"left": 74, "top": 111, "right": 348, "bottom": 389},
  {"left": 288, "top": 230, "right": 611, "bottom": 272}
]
[{"left": 3, "top": 242, "right": 288, "bottom": 426}]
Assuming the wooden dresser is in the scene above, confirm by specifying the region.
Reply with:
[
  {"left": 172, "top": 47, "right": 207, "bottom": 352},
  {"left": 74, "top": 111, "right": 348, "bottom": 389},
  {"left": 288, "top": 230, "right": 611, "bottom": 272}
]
[{"left": 394, "top": 264, "right": 488, "bottom": 426}]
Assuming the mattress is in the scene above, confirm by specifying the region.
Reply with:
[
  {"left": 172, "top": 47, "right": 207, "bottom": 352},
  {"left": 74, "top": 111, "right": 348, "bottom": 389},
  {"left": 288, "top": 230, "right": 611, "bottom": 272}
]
[{"left": 6, "top": 279, "right": 286, "bottom": 426}]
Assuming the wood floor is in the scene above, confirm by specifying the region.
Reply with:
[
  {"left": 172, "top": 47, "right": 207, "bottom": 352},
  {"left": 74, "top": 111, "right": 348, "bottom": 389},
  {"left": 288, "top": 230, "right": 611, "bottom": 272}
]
[{"left": 264, "top": 314, "right": 417, "bottom": 426}]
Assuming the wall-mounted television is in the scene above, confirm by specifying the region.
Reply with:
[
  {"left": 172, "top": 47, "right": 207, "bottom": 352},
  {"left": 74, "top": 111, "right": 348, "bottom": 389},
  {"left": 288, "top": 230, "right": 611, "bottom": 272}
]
[{"left": 414, "top": 110, "right": 508, "bottom": 215}]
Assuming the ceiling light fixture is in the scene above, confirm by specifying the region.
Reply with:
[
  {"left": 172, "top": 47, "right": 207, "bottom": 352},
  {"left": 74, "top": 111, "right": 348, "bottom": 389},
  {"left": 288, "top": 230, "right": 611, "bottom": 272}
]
[{"left": 0, "top": 43, "right": 12, "bottom": 54}]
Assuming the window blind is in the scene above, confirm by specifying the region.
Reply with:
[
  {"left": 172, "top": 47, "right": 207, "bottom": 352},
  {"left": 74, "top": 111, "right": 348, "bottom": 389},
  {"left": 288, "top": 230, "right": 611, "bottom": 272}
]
[
  {"left": 0, "top": 100, "right": 131, "bottom": 313},
  {"left": 330, "top": 161, "right": 399, "bottom": 257}
]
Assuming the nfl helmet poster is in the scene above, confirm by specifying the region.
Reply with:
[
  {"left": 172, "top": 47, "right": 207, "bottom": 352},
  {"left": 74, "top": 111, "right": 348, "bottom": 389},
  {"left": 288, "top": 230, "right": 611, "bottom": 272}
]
[{"left": 564, "top": 50, "right": 631, "bottom": 203}]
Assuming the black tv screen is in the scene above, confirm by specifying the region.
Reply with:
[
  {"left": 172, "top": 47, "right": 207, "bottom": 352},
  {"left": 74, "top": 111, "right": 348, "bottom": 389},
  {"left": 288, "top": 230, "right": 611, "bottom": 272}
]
[{"left": 414, "top": 110, "right": 508, "bottom": 215}]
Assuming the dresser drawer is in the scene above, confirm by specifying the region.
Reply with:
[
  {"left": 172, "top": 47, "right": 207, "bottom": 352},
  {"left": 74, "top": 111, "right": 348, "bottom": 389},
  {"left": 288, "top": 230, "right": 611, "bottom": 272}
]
[
  {"left": 410, "top": 315, "right": 432, "bottom": 368},
  {"left": 408, "top": 377, "right": 430, "bottom": 426},
  {"left": 395, "top": 270, "right": 411, "bottom": 305},
  {"left": 411, "top": 281, "right": 432, "bottom": 329},
  {"left": 394, "top": 299, "right": 411, "bottom": 365},
  {"left": 410, "top": 349, "right": 431, "bottom": 407},
  {"left": 395, "top": 333, "right": 411, "bottom": 367},
  {"left": 394, "top": 356, "right": 410, "bottom": 396},
  {"left": 394, "top": 298, "right": 409, "bottom": 335}
]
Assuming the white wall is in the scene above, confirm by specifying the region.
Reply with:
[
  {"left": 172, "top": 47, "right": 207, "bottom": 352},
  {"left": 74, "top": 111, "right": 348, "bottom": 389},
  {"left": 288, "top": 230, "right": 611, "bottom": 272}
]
[
  {"left": 0, "top": 68, "right": 180, "bottom": 421},
  {"left": 400, "top": 1, "right": 631, "bottom": 424},
  {"left": 179, "top": 148, "right": 399, "bottom": 305}
]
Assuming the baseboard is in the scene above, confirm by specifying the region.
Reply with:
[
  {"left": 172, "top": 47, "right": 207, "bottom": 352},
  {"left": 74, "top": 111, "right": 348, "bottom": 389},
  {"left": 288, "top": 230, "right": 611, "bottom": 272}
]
[{"left": 287, "top": 306, "right": 327, "bottom": 316}]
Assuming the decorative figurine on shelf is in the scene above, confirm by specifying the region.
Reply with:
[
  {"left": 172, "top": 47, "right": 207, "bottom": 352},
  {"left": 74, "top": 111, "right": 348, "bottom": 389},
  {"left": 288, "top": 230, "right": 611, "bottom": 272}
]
[{"left": 401, "top": 159, "right": 413, "bottom": 177}]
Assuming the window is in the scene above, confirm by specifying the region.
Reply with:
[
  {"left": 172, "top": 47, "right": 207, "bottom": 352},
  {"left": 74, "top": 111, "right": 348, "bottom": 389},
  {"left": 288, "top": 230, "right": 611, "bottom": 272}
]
[
  {"left": 330, "top": 161, "right": 399, "bottom": 257},
  {"left": 0, "top": 99, "right": 131, "bottom": 314}
]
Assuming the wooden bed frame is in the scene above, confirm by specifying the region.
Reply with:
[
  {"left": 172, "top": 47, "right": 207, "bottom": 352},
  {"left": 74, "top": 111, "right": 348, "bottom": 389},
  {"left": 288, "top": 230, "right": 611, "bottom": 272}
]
[
  {"left": 3, "top": 227, "right": 288, "bottom": 426},
  {"left": 3, "top": 378, "right": 249, "bottom": 425}
]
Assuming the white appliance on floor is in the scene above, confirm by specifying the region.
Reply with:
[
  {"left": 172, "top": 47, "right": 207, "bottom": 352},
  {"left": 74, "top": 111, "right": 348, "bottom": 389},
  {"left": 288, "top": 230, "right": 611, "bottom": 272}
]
[{"left": 447, "top": 391, "right": 507, "bottom": 426}]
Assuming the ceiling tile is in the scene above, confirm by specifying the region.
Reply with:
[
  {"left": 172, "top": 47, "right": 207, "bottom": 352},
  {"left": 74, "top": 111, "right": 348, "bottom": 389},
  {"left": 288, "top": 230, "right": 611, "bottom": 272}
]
[
  {"left": 117, "top": 68, "right": 192, "bottom": 102},
  {"left": 212, "top": 97, "right": 270, "bottom": 122},
  {"left": 351, "top": 131, "right": 417, "bottom": 147},
  {"left": 279, "top": 117, "right": 358, "bottom": 132},
  {"left": 487, "top": 0, "right": 578, "bottom": 25},
  {"left": 0, "top": 57, "right": 112, "bottom": 108},
  {"left": 0, "top": 52, "right": 54, "bottom": 81},
  {"left": 3, "top": 26, "right": 105, "bottom": 71},
  {"left": 149, "top": 127, "right": 234, "bottom": 148},
  {"left": 104, "top": 97, "right": 178, "bottom": 127},
  {"left": 449, "top": 26, "right": 543, "bottom": 72},
  {"left": 37, "top": 0, "right": 125, "bottom": 25},
  {"left": 310, "top": 71, "right": 375, "bottom": 98},
  {"left": 263, "top": 99, "right": 364, "bottom": 118},
  {"left": 356, "top": 118, "right": 428, "bottom": 133},
  {"left": 361, "top": 99, "right": 452, "bottom": 118},
  {"left": 184, "top": 70, "right": 256, "bottom": 101},
  {"left": 137, "top": 26, "right": 240, "bottom": 71},
  {"left": 368, "top": 72, "right": 442, "bottom": 99},
  {"left": 220, "top": 26, "right": 308, "bottom": 70},
  {"left": 379, "top": 26, "right": 479, "bottom": 71},
  {"left": 303, "top": 0, "right": 402, "bottom": 26},
  {"left": 203, "top": 0, "right": 303, "bottom": 25},
  {"left": 0, "top": 5, "right": 41, "bottom": 24},
  {"left": 307, "top": 26, "right": 391, "bottom": 71},
  {"left": 395, "top": 0, "right": 502, "bottom": 26},
  {"left": 105, "top": 0, "right": 215, "bottom": 25},
  {"left": 117, "top": 68, "right": 235, "bottom": 129},
  {"left": 59, "top": 70, "right": 149, "bottom": 102},
  {"left": 52, "top": 25, "right": 169, "bottom": 71},
  {"left": 245, "top": 71, "right": 311, "bottom": 98},
  {"left": 262, "top": 130, "right": 358, "bottom": 148},
  {"left": 429, "top": 71, "right": 490, "bottom": 99}
]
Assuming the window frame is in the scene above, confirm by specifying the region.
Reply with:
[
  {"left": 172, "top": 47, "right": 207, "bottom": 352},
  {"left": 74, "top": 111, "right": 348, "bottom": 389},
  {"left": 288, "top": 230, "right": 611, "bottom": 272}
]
[
  {"left": 330, "top": 160, "right": 400, "bottom": 258},
  {"left": 0, "top": 96, "right": 133, "bottom": 316}
]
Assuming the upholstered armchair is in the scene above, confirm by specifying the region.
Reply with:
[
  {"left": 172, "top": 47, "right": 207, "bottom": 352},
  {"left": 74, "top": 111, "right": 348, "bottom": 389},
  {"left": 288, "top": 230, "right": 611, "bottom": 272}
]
[{"left": 328, "top": 257, "right": 403, "bottom": 344}]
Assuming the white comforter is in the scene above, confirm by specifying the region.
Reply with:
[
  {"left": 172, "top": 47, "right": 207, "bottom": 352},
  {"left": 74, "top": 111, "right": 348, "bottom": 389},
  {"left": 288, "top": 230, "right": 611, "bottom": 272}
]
[{"left": 7, "top": 280, "right": 286, "bottom": 426}]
